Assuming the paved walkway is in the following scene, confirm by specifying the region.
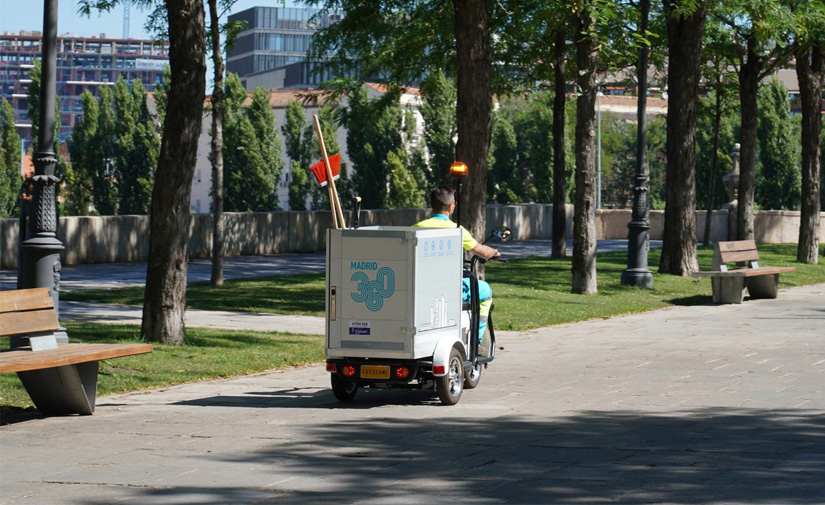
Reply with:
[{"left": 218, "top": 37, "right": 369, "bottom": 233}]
[{"left": 1, "top": 282, "right": 823, "bottom": 504}]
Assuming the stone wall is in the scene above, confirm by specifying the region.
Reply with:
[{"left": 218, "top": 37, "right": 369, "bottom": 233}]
[{"left": 1, "top": 205, "right": 822, "bottom": 269}]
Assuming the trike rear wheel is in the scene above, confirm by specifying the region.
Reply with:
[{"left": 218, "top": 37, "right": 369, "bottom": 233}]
[
  {"left": 436, "top": 348, "right": 464, "bottom": 405},
  {"left": 331, "top": 374, "right": 358, "bottom": 402}
]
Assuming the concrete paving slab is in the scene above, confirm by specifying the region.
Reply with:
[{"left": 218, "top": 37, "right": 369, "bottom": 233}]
[{"left": 1, "top": 282, "right": 823, "bottom": 504}]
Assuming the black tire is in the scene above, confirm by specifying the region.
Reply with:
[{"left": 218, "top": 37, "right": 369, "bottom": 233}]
[
  {"left": 436, "top": 348, "right": 464, "bottom": 405},
  {"left": 331, "top": 374, "right": 358, "bottom": 402},
  {"left": 464, "top": 362, "right": 482, "bottom": 389}
]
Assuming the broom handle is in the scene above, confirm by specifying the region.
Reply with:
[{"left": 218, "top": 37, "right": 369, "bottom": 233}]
[{"left": 314, "top": 115, "right": 346, "bottom": 229}]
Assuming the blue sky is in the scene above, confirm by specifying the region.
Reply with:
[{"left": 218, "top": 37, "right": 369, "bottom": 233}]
[{"left": 0, "top": 1, "right": 289, "bottom": 40}]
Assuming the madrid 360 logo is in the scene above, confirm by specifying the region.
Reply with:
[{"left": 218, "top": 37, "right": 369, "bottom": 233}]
[{"left": 350, "top": 262, "right": 395, "bottom": 312}]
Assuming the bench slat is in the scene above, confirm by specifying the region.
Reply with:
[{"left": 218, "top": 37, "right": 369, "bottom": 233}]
[
  {"left": 0, "top": 343, "right": 153, "bottom": 374},
  {"left": 0, "top": 288, "right": 53, "bottom": 314},
  {"left": 717, "top": 239, "right": 756, "bottom": 252},
  {"left": 694, "top": 266, "right": 797, "bottom": 278},
  {"left": 719, "top": 249, "right": 759, "bottom": 264},
  {"left": 0, "top": 309, "right": 60, "bottom": 337}
]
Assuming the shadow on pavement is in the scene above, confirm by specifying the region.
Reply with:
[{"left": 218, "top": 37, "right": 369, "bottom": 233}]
[{"left": 79, "top": 407, "right": 825, "bottom": 504}]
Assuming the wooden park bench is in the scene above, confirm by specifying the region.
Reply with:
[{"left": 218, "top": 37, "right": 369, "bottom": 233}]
[
  {"left": 693, "top": 240, "right": 797, "bottom": 304},
  {"left": 1, "top": 288, "right": 152, "bottom": 415}
]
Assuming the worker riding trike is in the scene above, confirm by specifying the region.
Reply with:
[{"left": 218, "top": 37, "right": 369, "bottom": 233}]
[{"left": 324, "top": 225, "right": 510, "bottom": 405}]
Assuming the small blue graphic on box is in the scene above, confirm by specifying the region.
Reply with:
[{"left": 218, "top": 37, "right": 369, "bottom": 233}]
[{"left": 349, "top": 327, "right": 371, "bottom": 335}]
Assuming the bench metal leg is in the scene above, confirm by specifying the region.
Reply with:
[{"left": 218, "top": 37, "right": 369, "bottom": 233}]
[
  {"left": 711, "top": 277, "right": 745, "bottom": 304},
  {"left": 17, "top": 361, "right": 99, "bottom": 415},
  {"left": 747, "top": 274, "right": 779, "bottom": 299}
]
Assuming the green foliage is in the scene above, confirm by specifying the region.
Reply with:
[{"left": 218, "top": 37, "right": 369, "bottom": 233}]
[
  {"left": 488, "top": 92, "right": 559, "bottom": 204},
  {"left": 695, "top": 91, "right": 740, "bottom": 210},
  {"left": 153, "top": 66, "right": 172, "bottom": 127},
  {"left": 386, "top": 149, "right": 425, "bottom": 209},
  {"left": 341, "top": 85, "right": 405, "bottom": 209},
  {"left": 419, "top": 69, "right": 457, "bottom": 184},
  {"left": 755, "top": 77, "right": 800, "bottom": 210},
  {"left": 222, "top": 76, "right": 283, "bottom": 212},
  {"left": 645, "top": 115, "right": 668, "bottom": 210},
  {"left": 0, "top": 98, "right": 21, "bottom": 218},
  {"left": 599, "top": 115, "right": 636, "bottom": 208},
  {"left": 65, "top": 91, "right": 99, "bottom": 215},
  {"left": 93, "top": 85, "right": 119, "bottom": 215}
]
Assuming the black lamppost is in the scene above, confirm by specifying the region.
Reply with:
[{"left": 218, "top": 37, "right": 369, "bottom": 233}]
[
  {"left": 18, "top": 0, "right": 66, "bottom": 336},
  {"left": 621, "top": 0, "right": 653, "bottom": 289}
]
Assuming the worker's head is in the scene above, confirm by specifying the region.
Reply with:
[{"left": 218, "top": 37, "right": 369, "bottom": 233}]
[{"left": 430, "top": 185, "right": 456, "bottom": 216}]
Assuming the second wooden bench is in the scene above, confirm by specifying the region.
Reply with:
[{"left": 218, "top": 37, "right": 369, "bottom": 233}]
[{"left": 693, "top": 240, "right": 797, "bottom": 304}]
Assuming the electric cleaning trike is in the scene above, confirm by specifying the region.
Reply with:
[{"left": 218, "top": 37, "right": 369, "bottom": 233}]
[{"left": 324, "top": 223, "right": 510, "bottom": 405}]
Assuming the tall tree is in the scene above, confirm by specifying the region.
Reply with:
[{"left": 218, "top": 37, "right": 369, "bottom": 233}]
[
  {"left": 223, "top": 80, "right": 283, "bottom": 212},
  {"left": 571, "top": 1, "right": 600, "bottom": 294},
  {"left": 552, "top": 25, "right": 569, "bottom": 259},
  {"left": 712, "top": 0, "right": 794, "bottom": 240},
  {"left": 341, "top": 85, "right": 405, "bottom": 209},
  {"left": 208, "top": 0, "right": 226, "bottom": 286},
  {"left": 453, "top": 0, "right": 493, "bottom": 240},
  {"left": 141, "top": 0, "right": 208, "bottom": 344},
  {"left": 113, "top": 78, "right": 137, "bottom": 213},
  {"left": 283, "top": 100, "right": 311, "bottom": 210},
  {"left": 756, "top": 77, "right": 800, "bottom": 210},
  {"left": 65, "top": 91, "right": 98, "bottom": 216},
  {"left": 658, "top": 0, "right": 706, "bottom": 276},
  {"left": 0, "top": 98, "right": 21, "bottom": 218},
  {"left": 128, "top": 79, "right": 160, "bottom": 213},
  {"left": 791, "top": 0, "right": 824, "bottom": 263},
  {"left": 419, "top": 69, "right": 457, "bottom": 185},
  {"left": 93, "top": 85, "right": 118, "bottom": 215}
]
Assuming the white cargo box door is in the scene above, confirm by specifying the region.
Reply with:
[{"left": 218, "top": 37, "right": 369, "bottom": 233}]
[{"left": 328, "top": 228, "right": 415, "bottom": 359}]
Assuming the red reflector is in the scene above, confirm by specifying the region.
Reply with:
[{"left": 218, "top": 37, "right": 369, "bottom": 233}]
[
  {"left": 433, "top": 365, "right": 446, "bottom": 375},
  {"left": 326, "top": 362, "right": 336, "bottom": 372},
  {"left": 395, "top": 366, "right": 410, "bottom": 379},
  {"left": 342, "top": 365, "right": 357, "bottom": 377}
]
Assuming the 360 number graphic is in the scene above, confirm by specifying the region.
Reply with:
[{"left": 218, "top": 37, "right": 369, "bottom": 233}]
[{"left": 351, "top": 267, "right": 395, "bottom": 311}]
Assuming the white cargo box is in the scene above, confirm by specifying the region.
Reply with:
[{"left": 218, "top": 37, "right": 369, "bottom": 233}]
[{"left": 326, "top": 226, "right": 463, "bottom": 360}]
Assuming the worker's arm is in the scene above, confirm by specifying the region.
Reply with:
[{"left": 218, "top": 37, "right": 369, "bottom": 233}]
[{"left": 471, "top": 242, "right": 500, "bottom": 260}]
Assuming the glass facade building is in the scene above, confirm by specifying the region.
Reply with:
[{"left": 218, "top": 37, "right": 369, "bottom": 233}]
[{"left": 226, "top": 7, "right": 341, "bottom": 80}]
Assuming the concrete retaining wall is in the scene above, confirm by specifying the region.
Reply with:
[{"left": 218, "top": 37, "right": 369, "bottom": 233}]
[{"left": 1, "top": 206, "right": 822, "bottom": 269}]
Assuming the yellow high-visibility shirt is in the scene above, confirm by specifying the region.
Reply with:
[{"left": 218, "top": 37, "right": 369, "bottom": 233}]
[{"left": 413, "top": 214, "right": 478, "bottom": 251}]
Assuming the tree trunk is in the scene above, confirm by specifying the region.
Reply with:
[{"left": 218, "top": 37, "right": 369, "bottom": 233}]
[
  {"left": 141, "top": 0, "right": 207, "bottom": 344},
  {"left": 795, "top": 42, "right": 822, "bottom": 264},
  {"left": 208, "top": 0, "right": 225, "bottom": 286},
  {"left": 552, "top": 27, "right": 567, "bottom": 259},
  {"left": 736, "top": 34, "right": 762, "bottom": 242},
  {"left": 571, "top": 8, "right": 599, "bottom": 294},
  {"left": 659, "top": 0, "right": 704, "bottom": 275},
  {"left": 453, "top": 0, "right": 492, "bottom": 245},
  {"left": 703, "top": 79, "right": 723, "bottom": 246}
]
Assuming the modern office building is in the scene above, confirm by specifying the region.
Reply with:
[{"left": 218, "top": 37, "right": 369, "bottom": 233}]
[
  {"left": 226, "top": 6, "right": 341, "bottom": 90},
  {"left": 0, "top": 30, "right": 169, "bottom": 149}
]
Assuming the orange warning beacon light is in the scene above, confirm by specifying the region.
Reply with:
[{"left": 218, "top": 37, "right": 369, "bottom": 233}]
[
  {"left": 450, "top": 161, "right": 469, "bottom": 179},
  {"left": 309, "top": 153, "right": 341, "bottom": 187}
]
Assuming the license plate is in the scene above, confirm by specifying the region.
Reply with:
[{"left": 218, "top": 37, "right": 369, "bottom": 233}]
[{"left": 361, "top": 365, "right": 390, "bottom": 379}]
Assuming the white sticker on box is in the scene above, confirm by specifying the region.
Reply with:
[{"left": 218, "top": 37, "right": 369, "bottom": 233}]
[{"left": 348, "top": 321, "right": 372, "bottom": 335}]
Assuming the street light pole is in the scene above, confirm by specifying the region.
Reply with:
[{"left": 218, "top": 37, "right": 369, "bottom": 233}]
[
  {"left": 621, "top": 0, "right": 653, "bottom": 289},
  {"left": 18, "top": 0, "right": 66, "bottom": 335},
  {"left": 596, "top": 89, "right": 602, "bottom": 210}
]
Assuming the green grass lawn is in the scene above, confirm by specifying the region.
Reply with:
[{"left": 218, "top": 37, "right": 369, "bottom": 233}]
[
  {"left": 7, "top": 243, "right": 822, "bottom": 414},
  {"left": 62, "top": 244, "right": 825, "bottom": 330},
  {"left": 0, "top": 324, "right": 324, "bottom": 414}
]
